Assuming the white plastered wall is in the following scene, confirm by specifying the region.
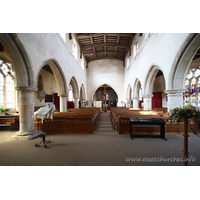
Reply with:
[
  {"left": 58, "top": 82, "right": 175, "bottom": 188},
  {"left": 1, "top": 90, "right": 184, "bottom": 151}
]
[
  {"left": 125, "top": 33, "right": 191, "bottom": 101},
  {"left": 16, "top": 33, "right": 87, "bottom": 102},
  {"left": 86, "top": 59, "right": 125, "bottom": 102},
  {"left": 34, "top": 69, "right": 57, "bottom": 106}
]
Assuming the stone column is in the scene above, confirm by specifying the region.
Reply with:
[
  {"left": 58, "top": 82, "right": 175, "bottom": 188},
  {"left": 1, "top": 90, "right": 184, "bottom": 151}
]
[
  {"left": 12, "top": 87, "right": 42, "bottom": 140},
  {"left": 165, "top": 89, "right": 185, "bottom": 112},
  {"left": 143, "top": 95, "right": 153, "bottom": 110},
  {"left": 59, "top": 94, "right": 67, "bottom": 112},
  {"left": 133, "top": 97, "right": 139, "bottom": 108},
  {"left": 74, "top": 97, "right": 79, "bottom": 108}
]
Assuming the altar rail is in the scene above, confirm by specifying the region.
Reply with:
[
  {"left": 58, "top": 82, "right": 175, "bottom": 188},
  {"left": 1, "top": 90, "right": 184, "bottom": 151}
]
[
  {"left": 35, "top": 108, "right": 101, "bottom": 134},
  {"left": 110, "top": 107, "right": 196, "bottom": 134}
]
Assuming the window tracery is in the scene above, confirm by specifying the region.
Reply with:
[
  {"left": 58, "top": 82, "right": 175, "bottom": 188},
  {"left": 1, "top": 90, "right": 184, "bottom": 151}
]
[
  {"left": 0, "top": 59, "right": 14, "bottom": 108},
  {"left": 184, "top": 67, "right": 200, "bottom": 107}
]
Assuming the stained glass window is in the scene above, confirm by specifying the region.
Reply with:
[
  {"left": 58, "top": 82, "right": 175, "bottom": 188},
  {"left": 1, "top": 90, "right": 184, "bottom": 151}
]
[{"left": 184, "top": 67, "right": 200, "bottom": 107}]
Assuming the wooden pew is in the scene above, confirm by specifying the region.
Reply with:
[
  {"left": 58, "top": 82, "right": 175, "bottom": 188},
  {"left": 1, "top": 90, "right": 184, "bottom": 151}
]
[
  {"left": 110, "top": 107, "right": 196, "bottom": 135},
  {"left": 0, "top": 115, "right": 19, "bottom": 130},
  {"left": 110, "top": 107, "right": 163, "bottom": 131},
  {"left": 35, "top": 108, "right": 101, "bottom": 134}
]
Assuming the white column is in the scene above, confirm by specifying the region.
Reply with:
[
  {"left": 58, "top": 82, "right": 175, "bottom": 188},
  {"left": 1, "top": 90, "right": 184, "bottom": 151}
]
[
  {"left": 143, "top": 95, "right": 153, "bottom": 110},
  {"left": 59, "top": 94, "right": 67, "bottom": 112},
  {"left": 12, "top": 87, "right": 42, "bottom": 140},
  {"left": 133, "top": 97, "right": 139, "bottom": 108},
  {"left": 165, "top": 89, "right": 185, "bottom": 112},
  {"left": 74, "top": 97, "right": 79, "bottom": 108}
]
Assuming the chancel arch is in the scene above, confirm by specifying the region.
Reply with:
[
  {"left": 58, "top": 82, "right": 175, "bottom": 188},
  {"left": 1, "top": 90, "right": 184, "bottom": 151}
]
[{"left": 92, "top": 83, "right": 119, "bottom": 108}]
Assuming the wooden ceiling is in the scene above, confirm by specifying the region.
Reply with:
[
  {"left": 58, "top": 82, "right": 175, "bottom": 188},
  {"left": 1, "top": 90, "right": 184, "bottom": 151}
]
[{"left": 74, "top": 33, "right": 136, "bottom": 67}]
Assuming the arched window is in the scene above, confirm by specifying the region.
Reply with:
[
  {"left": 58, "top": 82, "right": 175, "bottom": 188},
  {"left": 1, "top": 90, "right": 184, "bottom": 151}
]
[
  {"left": 68, "top": 85, "right": 73, "bottom": 101},
  {"left": 127, "top": 57, "right": 130, "bottom": 68},
  {"left": 72, "top": 39, "right": 77, "bottom": 60},
  {"left": 81, "top": 56, "right": 85, "bottom": 70},
  {"left": 184, "top": 67, "right": 200, "bottom": 107},
  {"left": 0, "top": 60, "right": 14, "bottom": 108}
]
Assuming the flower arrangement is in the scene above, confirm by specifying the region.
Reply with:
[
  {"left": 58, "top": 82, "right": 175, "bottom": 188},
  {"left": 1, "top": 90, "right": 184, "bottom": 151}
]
[
  {"left": 167, "top": 103, "right": 200, "bottom": 135},
  {"left": 0, "top": 105, "right": 9, "bottom": 113}
]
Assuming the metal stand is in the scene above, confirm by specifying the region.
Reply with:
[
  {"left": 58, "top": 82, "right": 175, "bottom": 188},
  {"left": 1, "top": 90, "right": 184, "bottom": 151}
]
[{"left": 35, "top": 119, "right": 51, "bottom": 148}]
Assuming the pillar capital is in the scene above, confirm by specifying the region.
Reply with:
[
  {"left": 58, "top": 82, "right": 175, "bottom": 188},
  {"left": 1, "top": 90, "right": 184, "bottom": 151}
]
[
  {"left": 142, "top": 95, "right": 153, "bottom": 98},
  {"left": 15, "top": 86, "right": 38, "bottom": 91},
  {"left": 165, "top": 89, "right": 185, "bottom": 95},
  {"left": 59, "top": 93, "right": 68, "bottom": 97},
  {"left": 165, "top": 89, "right": 184, "bottom": 112}
]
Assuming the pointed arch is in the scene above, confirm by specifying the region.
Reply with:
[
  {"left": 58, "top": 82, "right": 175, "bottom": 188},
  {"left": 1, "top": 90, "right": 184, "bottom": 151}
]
[
  {"left": 126, "top": 84, "right": 132, "bottom": 100},
  {"left": 69, "top": 76, "right": 79, "bottom": 98},
  {"left": 133, "top": 78, "right": 142, "bottom": 98},
  {"left": 168, "top": 33, "right": 200, "bottom": 90},
  {"left": 143, "top": 65, "right": 162, "bottom": 96},
  {"left": 0, "top": 33, "right": 35, "bottom": 88},
  {"left": 91, "top": 83, "right": 119, "bottom": 101},
  {"left": 37, "top": 59, "right": 67, "bottom": 95}
]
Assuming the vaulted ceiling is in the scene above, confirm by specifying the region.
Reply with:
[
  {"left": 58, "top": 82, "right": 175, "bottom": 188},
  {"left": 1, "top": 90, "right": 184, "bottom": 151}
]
[{"left": 74, "top": 33, "right": 136, "bottom": 67}]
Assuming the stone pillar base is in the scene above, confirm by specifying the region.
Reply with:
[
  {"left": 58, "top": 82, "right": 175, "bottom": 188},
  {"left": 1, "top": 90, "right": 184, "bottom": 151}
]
[{"left": 11, "top": 129, "right": 42, "bottom": 140}]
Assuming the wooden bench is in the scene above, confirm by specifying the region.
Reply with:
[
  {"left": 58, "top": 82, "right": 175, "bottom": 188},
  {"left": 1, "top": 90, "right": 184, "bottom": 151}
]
[
  {"left": 110, "top": 107, "right": 196, "bottom": 135},
  {"left": 0, "top": 117, "right": 19, "bottom": 130},
  {"left": 110, "top": 107, "right": 163, "bottom": 131},
  {"left": 34, "top": 108, "right": 101, "bottom": 134}
]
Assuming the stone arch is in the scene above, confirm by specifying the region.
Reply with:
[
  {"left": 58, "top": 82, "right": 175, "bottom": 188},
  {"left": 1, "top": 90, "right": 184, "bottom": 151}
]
[
  {"left": 133, "top": 78, "right": 142, "bottom": 98},
  {"left": 37, "top": 59, "right": 67, "bottom": 96},
  {"left": 0, "top": 34, "right": 39, "bottom": 138},
  {"left": 143, "top": 65, "right": 166, "bottom": 110},
  {"left": 69, "top": 76, "right": 79, "bottom": 108},
  {"left": 132, "top": 78, "right": 142, "bottom": 108},
  {"left": 0, "top": 33, "right": 35, "bottom": 88},
  {"left": 143, "top": 65, "right": 162, "bottom": 96},
  {"left": 126, "top": 84, "right": 132, "bottom": 99},
  {"left": 91, "top": 83, "right": 119, "bottom": 101},
  {"left": 168, "top": 33, "right": 200, "bottom": 90},
  {"left": 69, "top": 76, "right": 79, "bottom": 98}
]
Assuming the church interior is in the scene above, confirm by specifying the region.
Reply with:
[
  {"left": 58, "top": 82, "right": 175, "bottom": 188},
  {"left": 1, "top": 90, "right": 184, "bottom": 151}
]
[
  {"left": 0, "top": 33, "right": 200, "bottom": 167},
  {"left": 1, "top": 2, "right": 200, "bottom": 199}
]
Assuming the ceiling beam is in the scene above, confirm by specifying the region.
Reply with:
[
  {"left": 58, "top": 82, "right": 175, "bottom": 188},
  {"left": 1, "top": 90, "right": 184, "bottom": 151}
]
[
  {"left": 87, "top": 57, "right": 124, "bottom": 63},
  {"left": 84, "top": 51, "right": 124, "bottom": 56},
  {"left": 104, "top": 35, "right": 106, "bottom": 58},
  {"left": 114, "top": 36, "right": 120, "bottom": 58},
  {"left": 90, "top": 34, "right": 96, "bottom": 58},
  {"left": 82, "top": 43, "right": 130, "bottom": 51},
  {"left": 76, "top": 33, "right": 135, "bottom": 39}
]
